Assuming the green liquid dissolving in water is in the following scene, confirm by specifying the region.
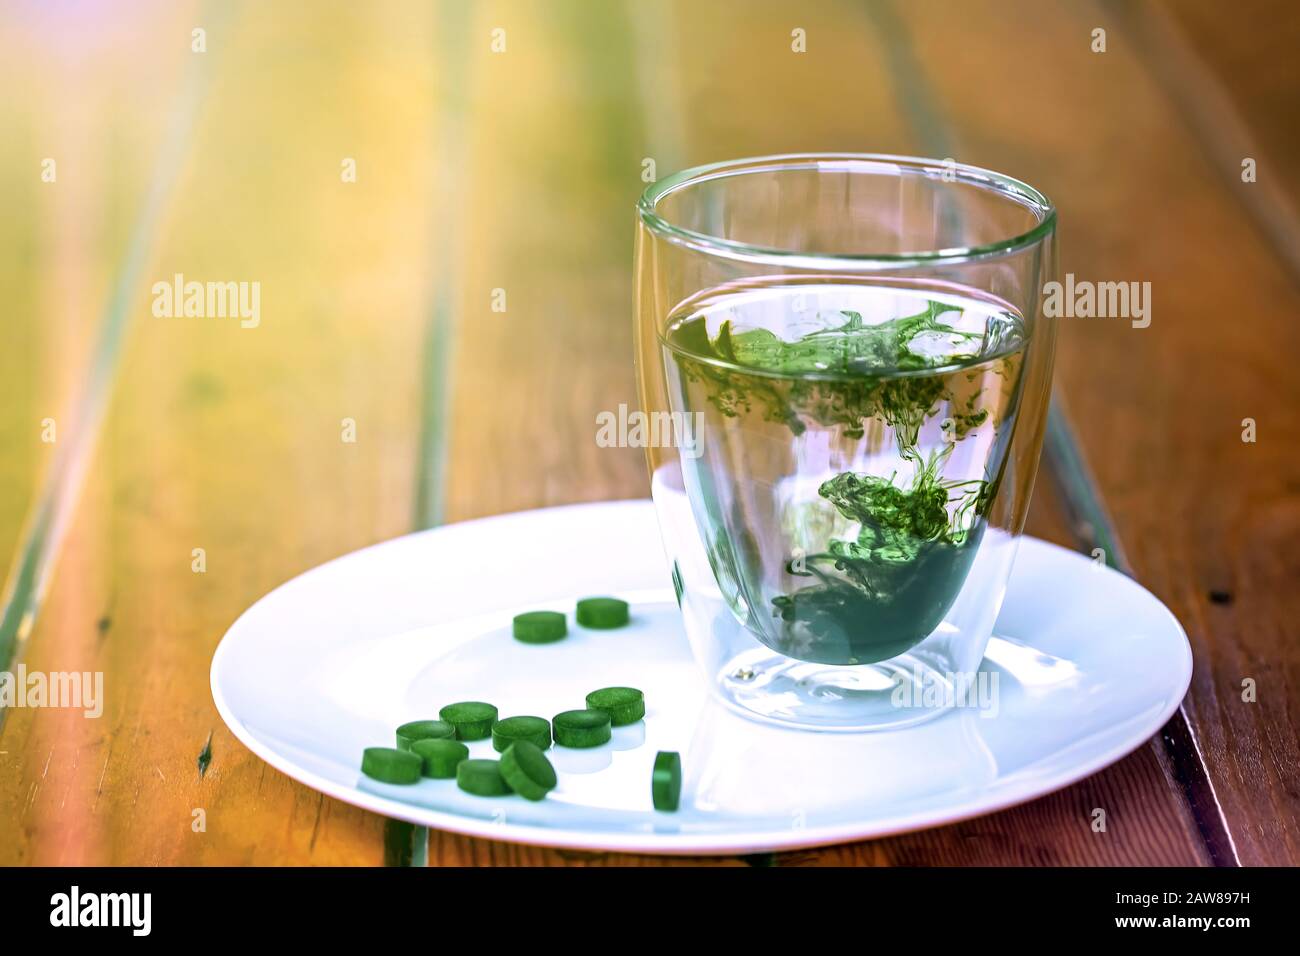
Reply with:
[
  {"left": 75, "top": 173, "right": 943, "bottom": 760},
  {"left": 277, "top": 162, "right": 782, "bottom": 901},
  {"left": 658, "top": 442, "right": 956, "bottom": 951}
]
[{"left": 662, "top": 282, "right": 1028, "bottom": 666}]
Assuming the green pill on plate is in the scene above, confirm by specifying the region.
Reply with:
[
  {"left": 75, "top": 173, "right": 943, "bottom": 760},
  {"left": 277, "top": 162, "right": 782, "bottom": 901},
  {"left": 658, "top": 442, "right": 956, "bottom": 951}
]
[
  {"left": 575, "top": 597, "right": 629, "bottom": 629},
  {"left": 492, "top": 715, "right": 552, "bottom": 752},
  {"left": 456, "top": 758, "right": 511, "bottom": 797},
  {"left": 395, "top": 719, "right": 457, "bottom": 751},
  {"left": 499, "top": 741, "right": 557, "bottom": 801},
  {"left": 585, "top": 687, "right": 645, "bottom": 726},
  {"left": 361, "top": 747, "right": 422, "bottom": 785},
  {"left": 652, "top": 750, "right": 682, "bottom": 811},
  {"left": 552, "top": 709, "right": 612, "bottom": 748},
  {"left": 512, "top": 610, "right": 567, "bottom": 644},
  {"left": 410, "top": 738, "right": 469, "bottom": 778},
  {"left": 439, "top": 701, "right": 498, "bottom": 740}
]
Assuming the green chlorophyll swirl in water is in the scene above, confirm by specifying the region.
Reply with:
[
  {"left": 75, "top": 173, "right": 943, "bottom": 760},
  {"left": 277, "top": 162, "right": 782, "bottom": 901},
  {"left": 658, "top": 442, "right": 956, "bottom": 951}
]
[{"left": 661, "top": 282, "right": 1027, "bottom": 666}]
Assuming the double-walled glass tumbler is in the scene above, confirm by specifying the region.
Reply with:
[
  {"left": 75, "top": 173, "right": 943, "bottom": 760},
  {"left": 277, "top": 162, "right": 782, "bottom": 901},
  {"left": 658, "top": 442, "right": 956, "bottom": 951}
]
[{"left": 634, "top": 154, "right": 1057, "bottom": 731}]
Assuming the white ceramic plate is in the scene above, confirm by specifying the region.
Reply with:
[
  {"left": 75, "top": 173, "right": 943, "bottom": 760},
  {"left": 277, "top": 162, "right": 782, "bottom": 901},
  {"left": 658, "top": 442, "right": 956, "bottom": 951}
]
[{"left": 211, "top": 500, "right": 1192, "bottom": 855}]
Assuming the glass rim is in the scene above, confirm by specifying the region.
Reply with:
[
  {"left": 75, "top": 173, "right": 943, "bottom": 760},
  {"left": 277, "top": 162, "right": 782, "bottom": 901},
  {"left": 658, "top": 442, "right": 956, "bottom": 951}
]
[{"left": 637, "top": 152, "right": 1056, "bottom": 269}]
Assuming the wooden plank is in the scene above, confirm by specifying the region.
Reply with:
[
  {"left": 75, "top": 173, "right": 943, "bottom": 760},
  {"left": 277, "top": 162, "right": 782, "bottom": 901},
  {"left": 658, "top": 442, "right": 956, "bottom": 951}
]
[
  {"left": 1154, "top": 0, "right": 1300, "bottom": 211},
  {"left": 430, "top": 0, "right": 1204, "bottom": 865},
  {"left": 0, "top": 0, "right": 445, "bottom": 864},
  {"left": 879, "top": 0, "right": 1300, "bottom": 865},
  {"left": 432, "top": 0, "right": 662, "bottom": 865},
  {"left": 1134, "top": 0, "right": 1300, "bottom": 287},
  {"left": 438, "top": 0, "right": 662, "bottom": 525},
  {"left": 632, "top": 0, "right": 1204, "bottom": 867},
  {"left": 0, "top": 3, "right": 193, "bottom": 641},
  {"left": 6, "top": 0, "right": 1282, "bottom": 867}
]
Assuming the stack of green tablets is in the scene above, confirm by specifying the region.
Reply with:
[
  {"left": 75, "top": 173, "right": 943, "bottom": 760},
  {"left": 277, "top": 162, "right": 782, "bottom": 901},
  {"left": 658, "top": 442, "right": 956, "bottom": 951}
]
[
  {"left": 364, "top": 701, "right": 559, "bottom": 802},
  {"left": 359, "top": 595, "right": 682, "bottom": 814}
]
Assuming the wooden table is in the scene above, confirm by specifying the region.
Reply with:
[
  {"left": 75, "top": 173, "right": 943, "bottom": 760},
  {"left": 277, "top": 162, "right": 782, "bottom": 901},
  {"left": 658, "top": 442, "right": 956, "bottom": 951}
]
[{"left": 1, "top": 0, "right": 1296, "bottom": 866}]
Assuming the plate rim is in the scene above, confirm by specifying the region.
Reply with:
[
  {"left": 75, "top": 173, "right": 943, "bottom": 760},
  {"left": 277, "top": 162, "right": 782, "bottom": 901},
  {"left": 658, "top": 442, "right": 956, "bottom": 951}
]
[{"left": 210, "top": 499, "right": 1193, "bottom": 856}]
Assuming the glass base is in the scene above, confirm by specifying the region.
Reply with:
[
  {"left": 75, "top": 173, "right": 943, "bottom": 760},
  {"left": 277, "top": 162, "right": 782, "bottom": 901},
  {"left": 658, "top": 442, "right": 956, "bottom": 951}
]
[{"left": 715, "top": 647, "right": 955, "bottom": 732}]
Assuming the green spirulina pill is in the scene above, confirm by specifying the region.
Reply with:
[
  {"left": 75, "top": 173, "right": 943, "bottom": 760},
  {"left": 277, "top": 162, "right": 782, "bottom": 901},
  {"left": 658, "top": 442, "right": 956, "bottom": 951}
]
[
  {"left": 410, "top": 738, "right": 469, "bottom": 778},
  {"left": 439, "top": 701, "right": 498, "bottom": 740},
  {"left": 456, "top": 758, "right": 511, "bottom": 797},
  {"left": 512, "top": 610, "right": 567, "bottom": 644},
  {"left": 395, "top": 719, "right": 457, "bottom": 751},
  {"left": 575, "top": 597, "right": 629, "bottom": 629},
  {"left": 585, "top": 687, "right": 645, "bottom": 726},
  {"left": 361, "top": 747, "right": 422, "bottom": 785},
  {"left": 652, "top": 750, "right": 682, "bottom": 811},
  {"left": 552, "top": 709, "right": 612, "bottom": 748},
  {"left": 499, "top": 741, "right": 557, "bottom": 801},
  {"left": 492, "top": 715, "right": 552, "bottom": 752}
]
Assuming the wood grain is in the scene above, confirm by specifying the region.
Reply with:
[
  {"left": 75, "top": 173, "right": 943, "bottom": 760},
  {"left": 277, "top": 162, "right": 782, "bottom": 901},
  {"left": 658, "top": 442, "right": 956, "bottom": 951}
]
[
  {"left": 0, "top": 0, "right": 1293, "bottom": 867},
  {"left": 0, "top": 3, "right": 194, "bottom": 628},
  {"left": 1154, "top": 0, "right": 1300, "bottom": 212},
  {"left": 434, "top": 0, "right": 1206, "bottom": 866},
  {"left": 0, "top": 0, "right": 443, "bottom": 864},
  {"left": 879, "top": 0, "right": 1300, "bottom": 865}
]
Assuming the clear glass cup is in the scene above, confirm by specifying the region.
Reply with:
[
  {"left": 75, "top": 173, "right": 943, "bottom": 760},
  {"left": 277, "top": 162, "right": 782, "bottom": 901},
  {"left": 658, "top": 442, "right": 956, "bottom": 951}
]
[{"left": 634, "top": 154, "right": 1057, "bottom": 732}]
